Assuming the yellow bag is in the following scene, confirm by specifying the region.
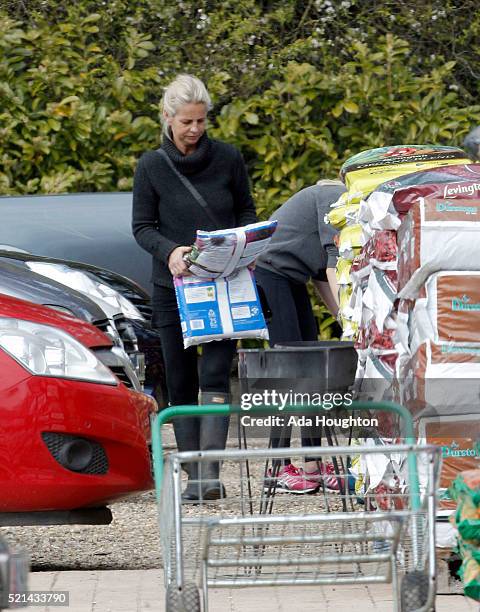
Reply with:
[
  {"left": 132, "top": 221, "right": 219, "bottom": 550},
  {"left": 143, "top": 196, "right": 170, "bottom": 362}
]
[
  {"left": 336, "top": 258, "right": 352, "bottom": 285},
  {"left": 339, "top": 284, "right": 353, "bottom": 312},
  {"left": 326, "top": 202, "right": 360, "bottom": 230},
  {"left": 345, "top": 158, "right": 470, "bottom": 202},
  {"left": 338, "top": 224, "right": 363, "bottom": 260}
]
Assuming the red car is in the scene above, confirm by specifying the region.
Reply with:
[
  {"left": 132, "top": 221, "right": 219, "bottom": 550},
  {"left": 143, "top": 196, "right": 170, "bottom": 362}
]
[{"left": 0, "top": 294, "right": 156, "bottom": 516}]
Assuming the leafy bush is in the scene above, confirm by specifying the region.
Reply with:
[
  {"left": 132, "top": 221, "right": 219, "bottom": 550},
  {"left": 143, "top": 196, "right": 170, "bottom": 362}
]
[
  {"left": 212, "top": 35, "right": 480, "bottom": 218},
  {"left": 0, "top": 11, "right": 162, "bottom": 194},
  {"left": 1, "top": 2, "right": 479, "bottom": 198}
]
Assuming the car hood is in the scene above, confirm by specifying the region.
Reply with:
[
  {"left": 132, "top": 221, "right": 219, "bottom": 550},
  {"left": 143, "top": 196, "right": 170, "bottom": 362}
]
[
  {"left": 0, "top": 260, "right": 108, "bottom": 324},
  {"left": 0, "top": 293, "right": 112, "bottom": 349}
]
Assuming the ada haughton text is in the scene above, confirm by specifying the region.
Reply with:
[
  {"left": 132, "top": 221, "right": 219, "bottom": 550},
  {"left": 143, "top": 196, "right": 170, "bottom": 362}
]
[{"left": 240, "top": 415, "right": 378, "bottom": 429}]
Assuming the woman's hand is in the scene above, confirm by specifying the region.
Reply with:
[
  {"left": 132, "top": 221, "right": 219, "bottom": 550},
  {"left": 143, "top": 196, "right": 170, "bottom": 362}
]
[{"left": 168, "top": 246, "right": 192, "bottom": 277}]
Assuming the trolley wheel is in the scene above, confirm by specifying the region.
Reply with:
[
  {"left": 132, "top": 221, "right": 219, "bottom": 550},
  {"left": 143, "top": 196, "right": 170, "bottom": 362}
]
[
  {"left": 400, "top": 571, "right": 431, "bottom": 611},
  {"left": 166, "top": 581, "right": 201, "bottom": 612}
]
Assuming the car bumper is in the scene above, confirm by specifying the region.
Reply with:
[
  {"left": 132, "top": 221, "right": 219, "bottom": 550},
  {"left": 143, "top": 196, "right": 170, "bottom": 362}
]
[{"left": 0, "top": 372, "right": 157, "bottom": 512}]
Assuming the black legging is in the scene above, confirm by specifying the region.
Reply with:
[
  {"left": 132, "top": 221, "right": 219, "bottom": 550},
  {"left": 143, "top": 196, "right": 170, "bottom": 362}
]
[
  {"left": 155, "top": 323, "right": 236, "bottom": 405},
  {"left": 255, "top": 266, "right": 322, "bottom": 463},
  {"left": 151, "top": 283, "right": 237, "bottom": 456},
  {"left": 151, "top": 283, "right": 237, "bottom": 405}
]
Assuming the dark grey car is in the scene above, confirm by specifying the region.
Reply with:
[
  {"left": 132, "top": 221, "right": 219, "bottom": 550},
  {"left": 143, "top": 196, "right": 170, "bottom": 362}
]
[{"left": 0, "top": 192, "right": 152, "bottom": 293}]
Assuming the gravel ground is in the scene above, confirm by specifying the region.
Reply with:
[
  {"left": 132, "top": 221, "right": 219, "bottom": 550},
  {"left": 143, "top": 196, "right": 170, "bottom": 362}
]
[
  {"left": 1, "top": 490, "right": 162, "bottom": 571},
  {"left": 1, "top": 424, "right": 352, "bottom": 573}
]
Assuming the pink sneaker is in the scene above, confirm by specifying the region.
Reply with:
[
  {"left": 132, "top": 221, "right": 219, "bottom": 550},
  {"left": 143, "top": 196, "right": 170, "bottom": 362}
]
[
  {"left": 265, "top": 464, "right": 319, "bottom": 494},
  {"left": 303, "top": 462, "right": 343, "bottom": 491}
]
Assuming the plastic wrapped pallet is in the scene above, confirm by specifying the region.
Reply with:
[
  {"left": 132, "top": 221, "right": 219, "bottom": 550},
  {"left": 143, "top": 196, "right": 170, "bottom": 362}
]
[
  {"left": 174, "top": 268, "right": 269, "bottom": 348},
  {"left": 396, "top": 193, "right": 480, "bottom": 298},
  {"left": 330, "top": 145, "right": 470, "bottom": 337}
]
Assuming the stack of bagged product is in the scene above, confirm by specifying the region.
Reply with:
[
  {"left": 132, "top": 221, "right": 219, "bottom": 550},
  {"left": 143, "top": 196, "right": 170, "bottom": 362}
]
[
  {"left": 328, "top": 145, "right": 470, "bottom": 344},
  {"left": 329, "top": 149, "right": 480, "bottom": 520},
  {"left": 367, "top": 163, "right": 480, "bottom": 412},
  {"left": 450, "top": 469, "right": 480, "bottom": 601},
  {"left": 175, "top": 220, "right": 277, "bottom": 348}
]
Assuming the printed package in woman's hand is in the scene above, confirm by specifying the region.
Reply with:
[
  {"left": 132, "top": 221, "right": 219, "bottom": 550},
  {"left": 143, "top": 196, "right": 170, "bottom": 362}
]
[
  {"left": 174, "top": 268, "right": 269, "bottom": 348},
  {"left": 184, "top": 220, "right": 277, "bottom": 278}
]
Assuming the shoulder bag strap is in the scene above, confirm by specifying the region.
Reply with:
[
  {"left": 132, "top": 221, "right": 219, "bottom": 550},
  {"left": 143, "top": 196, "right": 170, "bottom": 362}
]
[{"left": 156, "top": 148, "right": 222, "bottom": 229}]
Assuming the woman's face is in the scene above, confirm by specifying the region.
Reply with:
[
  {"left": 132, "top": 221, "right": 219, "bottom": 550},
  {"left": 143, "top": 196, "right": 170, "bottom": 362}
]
[{"left": 165, "top": 103, "right": 207, "bottom": 154}]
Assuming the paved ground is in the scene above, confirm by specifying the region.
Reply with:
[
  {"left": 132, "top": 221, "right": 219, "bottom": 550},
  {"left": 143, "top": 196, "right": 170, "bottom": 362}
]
[{"left": 27, "top": 569, "right": 478, "bottom": 611}]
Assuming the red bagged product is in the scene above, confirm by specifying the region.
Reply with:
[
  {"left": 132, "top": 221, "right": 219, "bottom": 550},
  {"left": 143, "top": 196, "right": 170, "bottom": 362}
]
[
  {"left": 350, "top": 243, "right": 373, "bottom": 283},
  {"left": 370, "top": 230, "right": 398, "bottom": 270},
  {"left": 366, "top": 318, "right": 396, "bottom": 353},
  {"left": 373, "top": 163, "right": 480, "bottom": 214},
  {"left": 362, "top": 163, "right": 480, "bottom": 230}
]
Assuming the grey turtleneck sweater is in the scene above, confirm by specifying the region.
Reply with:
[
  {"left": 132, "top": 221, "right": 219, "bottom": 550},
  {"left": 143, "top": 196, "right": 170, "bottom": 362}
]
[{"left": 132, "top": 134, "right": 257, "bottom": 288}]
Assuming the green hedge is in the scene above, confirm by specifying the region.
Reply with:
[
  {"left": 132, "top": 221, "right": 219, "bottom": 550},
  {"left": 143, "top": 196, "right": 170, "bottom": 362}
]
[
  {"left": 2, "top": 2, "right": 479, "bottom": 204},
  {"left": 212, "top": 36, "right": 480, "bottom": 218},
  {"left": 0, "top": 11, "right": 162, "bottom": 194}
]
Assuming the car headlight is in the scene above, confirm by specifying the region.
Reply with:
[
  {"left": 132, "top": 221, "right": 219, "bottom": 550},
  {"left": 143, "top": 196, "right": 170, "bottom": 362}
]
[
  {"left": 0, "top": 317, "right": 118, "bottom": 385},
  {"left": 26, "top": 262, "right": 145, "bottom": 321}
]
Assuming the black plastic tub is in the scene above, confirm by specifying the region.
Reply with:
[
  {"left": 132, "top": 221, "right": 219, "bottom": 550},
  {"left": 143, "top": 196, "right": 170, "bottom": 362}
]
[{"left": 238, "top": 341, "right": 358, "bottom": 394}]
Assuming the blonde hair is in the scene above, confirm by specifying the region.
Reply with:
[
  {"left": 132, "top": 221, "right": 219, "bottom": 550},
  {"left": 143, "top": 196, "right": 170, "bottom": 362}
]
[{"left": 161, "top": 74, "right": 212, "bottom": 136}]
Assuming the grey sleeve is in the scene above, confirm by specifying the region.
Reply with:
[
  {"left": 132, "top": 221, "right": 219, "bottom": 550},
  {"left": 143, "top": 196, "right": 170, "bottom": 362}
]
[
  {"left": 321, "top": 221, "right": 339, "bottom": 268},
  {"left": 317, "top": 186, "right": 344, "bottom": 268}
]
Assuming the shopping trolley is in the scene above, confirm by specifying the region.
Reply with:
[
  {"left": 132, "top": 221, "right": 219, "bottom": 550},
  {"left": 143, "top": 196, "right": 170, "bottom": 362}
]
[{"left": 151, "top": 401, "right": 442, "bottom": 612}]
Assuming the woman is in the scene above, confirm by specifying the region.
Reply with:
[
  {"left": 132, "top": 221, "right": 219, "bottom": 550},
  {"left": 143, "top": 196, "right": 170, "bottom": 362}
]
[
  {"left": 255, "top": 181, "right": 344, "bottom": 493},
  {"left": 132, "top": 74, "right": 257, "bottom": 501}
]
